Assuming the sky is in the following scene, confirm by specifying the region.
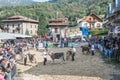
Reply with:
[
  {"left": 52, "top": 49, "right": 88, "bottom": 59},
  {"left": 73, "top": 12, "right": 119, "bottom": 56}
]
[{"left": 33, "top": 0, "right": 49, "bottom": 2}]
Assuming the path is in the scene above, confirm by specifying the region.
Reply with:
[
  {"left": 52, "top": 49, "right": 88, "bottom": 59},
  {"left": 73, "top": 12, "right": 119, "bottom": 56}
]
[{"left": 15, "top": 48, "right": 120, "bottom": 80}]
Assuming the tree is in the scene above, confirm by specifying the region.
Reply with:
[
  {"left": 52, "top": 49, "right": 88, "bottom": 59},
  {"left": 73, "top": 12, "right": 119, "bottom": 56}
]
[
  {"left": 37, "top": 14, "right": 49, "bottom": 36},
  {"left": 0, "top": 0, "right": 112, "bottom": 30}
]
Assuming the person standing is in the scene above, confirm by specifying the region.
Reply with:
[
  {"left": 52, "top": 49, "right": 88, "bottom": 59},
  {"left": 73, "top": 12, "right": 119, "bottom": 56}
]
[
  {"left": 71, "top": 46, "right": 76, "bottom": 61},
  {"left": 23, "top": 50, "right": 27, "bottom": 65},
  {"left": 45, "top": 42, "right": 48, "bottom": 52},
  {"left": 0, "top": 67, "right": 5, "bottom": 80},
  {"left": 42, "top": 49, "right": 47, "bottom": 65},
  {"left": 91, "top": 43, "right": 95, "bottom": 56},
  {"left": 10, "top": 59, "right": 16, "bottom": 80}
]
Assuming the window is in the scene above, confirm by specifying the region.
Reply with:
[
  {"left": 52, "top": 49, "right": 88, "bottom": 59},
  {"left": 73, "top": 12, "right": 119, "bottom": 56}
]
[
  {"left": 12, "top": 24, "right": 14, "bottom": 28},
  {"left": 84, "top": 23, "right": 88, "bottom": 26},
  {"left": 97, "top": 23, "right": 101, "bottom": 28},
  {"left": 55, "top": 28, "right": 58, "bottom": 33},
  {"left": 6, "top": 24, "right": 9, "bottom": 32},
  {"left": 7, "top": 24, "right": 8, "bottom": 27},
  {"left": 13, "top": 30, "right": 15, "bottom": 33},
  {"left": 18, "top": 24, "right": 20, "bottom": 27},
  {"left": 35, "top": 30, "right": 37, "bottom": 33},
  {"left": 97, "top": 23, "right": 100, "bottom": 26}
]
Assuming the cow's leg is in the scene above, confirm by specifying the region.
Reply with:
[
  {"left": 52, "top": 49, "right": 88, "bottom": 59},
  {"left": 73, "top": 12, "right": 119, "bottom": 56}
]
[
  {"left": 66, "top": 55, "right": 68, "bottom": 60},
  {"left": 82, "top": 49, "right": 84, "bottom": 54},
  {"left": 52, "top": 59, "right": 55, "bottom": 63},
  {"left": 60, "top": 56, "right": 65, "bottom": 64},
  {"left": 87, "top": 49, "right": 90, "bottom": 54},
  {"left": 62, "top": 55, "right": 65, "bottom": 61},
  {"left": 66, "top": 53, "right": 69, "bottom": 60},
  {"left": 87, "top": 49, "right": 90, "bottom": 55},
  {"left": 33, "top": 56, "right": 37, "bottom": 63}
]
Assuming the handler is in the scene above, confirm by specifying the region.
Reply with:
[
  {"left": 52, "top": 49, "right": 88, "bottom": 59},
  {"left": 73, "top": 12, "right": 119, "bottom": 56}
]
[
  {"left": 91, "top": 43, "right": 95, "bottom": 56},
  {"left": 71, "top": 46, "right": 76, "bottom": 61},
  {"left": 42, "top": 49, "right": 47, "bottom": 65}
]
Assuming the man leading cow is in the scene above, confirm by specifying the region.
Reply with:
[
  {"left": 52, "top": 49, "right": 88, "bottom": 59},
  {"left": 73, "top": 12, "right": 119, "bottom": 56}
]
[{"left": 71, "top": 46, "right": 76, "bottom": 61}]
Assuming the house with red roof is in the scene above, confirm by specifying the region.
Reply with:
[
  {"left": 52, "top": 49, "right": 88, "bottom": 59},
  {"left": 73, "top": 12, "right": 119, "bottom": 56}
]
[
  {"left": 2, "top": 15, "right": 38, "bottom": 36},
  {"left": 77, "top": 14, "right": 103, "bottom": 30},
  {"left": 48, "top": 18, "right": 68, "bottom": 42}
]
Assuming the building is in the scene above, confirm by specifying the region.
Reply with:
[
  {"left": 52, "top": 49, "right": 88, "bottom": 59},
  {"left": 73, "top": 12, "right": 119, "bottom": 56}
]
[
  {"left": 0, "top": 26, "right": 3, "bottom": 33},
  {"left": 48, "top": 18, "right": 68, "bottom": 42},
  {"left": 104, "top": 0, "right": 120, "bottom": 36},
  {"left": 68, "top": 27, "right": 82, "bottom": 38},
  {"left": 77, "top": 14, "right": 103, "bottom": 30},
  {"left": 2, "top": 15, "right": 38, "bottom": 36}
]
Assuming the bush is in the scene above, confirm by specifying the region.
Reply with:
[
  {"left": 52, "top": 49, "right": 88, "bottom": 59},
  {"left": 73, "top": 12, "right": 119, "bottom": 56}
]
[{"left": 90, "top": 29, "right": 108, "bottom": 36}]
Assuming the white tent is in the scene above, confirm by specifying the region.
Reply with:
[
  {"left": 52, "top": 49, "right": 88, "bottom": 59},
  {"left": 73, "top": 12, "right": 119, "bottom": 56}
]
[
  {"left": 10, "top": 33, "right": 32, "bottom": 38},
  {"left": 0, "top": 33, "right": 16, "bottom": 39},
  {"left": 0, "top": 33, "right": 32, "bottom": 39}
]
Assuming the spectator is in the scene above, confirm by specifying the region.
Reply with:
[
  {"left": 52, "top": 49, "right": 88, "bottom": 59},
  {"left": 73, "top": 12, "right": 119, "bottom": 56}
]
[
  {"left": 10, "top": 59, "right": 16, "bottom": 80},
  {"left": 0, "top": 67, "right": 5, "bottom": 80},
  {"left": 45, "top": 42, "right": 48, "bottom": 52},
  {"left": 1, "top": 57, "right": 11, "bottom": 80},
  {"left": 91, "top": 43, "right": 95, "bottom": 56}
]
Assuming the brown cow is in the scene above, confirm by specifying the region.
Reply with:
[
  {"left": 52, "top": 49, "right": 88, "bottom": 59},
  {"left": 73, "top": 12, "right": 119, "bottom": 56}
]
[
  {"left": 66, "top": 49, "right": 72, "bottom": 60},
  {"left": 28, "top": 53, "right": 37, "bottom": 63},
  {"left": 81, "top": 45, "right": 90, "bottom": 55}
]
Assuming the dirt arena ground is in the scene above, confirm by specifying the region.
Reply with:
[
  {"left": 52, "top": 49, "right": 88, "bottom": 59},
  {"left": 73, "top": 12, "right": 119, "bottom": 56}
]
[{"left": 15, "top": 48, "right": 120, "bottom": 80}]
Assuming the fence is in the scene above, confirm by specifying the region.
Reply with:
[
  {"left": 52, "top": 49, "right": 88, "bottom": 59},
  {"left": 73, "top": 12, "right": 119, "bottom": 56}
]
[{"left": 97, "top": 44, "right": 114, "bottom": 60}]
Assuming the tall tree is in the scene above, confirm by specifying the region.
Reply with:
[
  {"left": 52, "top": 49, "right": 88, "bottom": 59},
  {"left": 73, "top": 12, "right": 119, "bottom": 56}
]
[{"left": 38, "top": 14, "right": 49, "bottom": 36}]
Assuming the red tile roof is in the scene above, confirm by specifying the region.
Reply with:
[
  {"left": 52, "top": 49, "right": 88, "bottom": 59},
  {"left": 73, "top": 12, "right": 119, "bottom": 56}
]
[
  {"left": 48, "top": 18, "right": 68, "bottom": 26},
  {"left": 2, "top": 15, "right": 39, "bottom": 23}
]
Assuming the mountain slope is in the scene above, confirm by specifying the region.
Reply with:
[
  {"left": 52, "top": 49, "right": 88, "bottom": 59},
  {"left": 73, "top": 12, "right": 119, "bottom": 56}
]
[
  {"left": 0, "top": 0, "right": 35, "bottom": 6},
  {"left": 0, "top": 0, "right": 112, "bottom": 35}
]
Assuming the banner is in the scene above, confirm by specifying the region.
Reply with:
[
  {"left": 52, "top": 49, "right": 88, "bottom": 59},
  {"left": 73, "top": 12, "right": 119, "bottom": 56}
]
[
  {"left": 81, "top": 27, "right": 89, "bottom": 36},
  {"left": 115, "top": 26, "right": 120, "bottom": 33}
]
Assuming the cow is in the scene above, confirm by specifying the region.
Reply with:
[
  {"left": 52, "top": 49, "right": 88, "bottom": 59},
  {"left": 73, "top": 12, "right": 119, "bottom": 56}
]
[
  {"left": 66, "top": 49, "right": 72, "bottom": 60},
  {"left": 48, "top": 51, "right": 65, "bottom": 63},
  {"left": 28, "top": 53, "right": 37, "bottom": 63},
  {"left": 81, "top": 45, "right": 90, "bottom": 55}
]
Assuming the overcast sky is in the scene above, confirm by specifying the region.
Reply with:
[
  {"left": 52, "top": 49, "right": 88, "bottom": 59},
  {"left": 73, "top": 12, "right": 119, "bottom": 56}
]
[{"left": 33, "top": 0, "right": 49, "bottom": 2}]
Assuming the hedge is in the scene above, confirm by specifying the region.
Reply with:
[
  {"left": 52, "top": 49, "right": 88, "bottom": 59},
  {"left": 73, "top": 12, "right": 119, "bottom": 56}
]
[{"left": 90, "top": 29, "right": 108, "bottom": 36}]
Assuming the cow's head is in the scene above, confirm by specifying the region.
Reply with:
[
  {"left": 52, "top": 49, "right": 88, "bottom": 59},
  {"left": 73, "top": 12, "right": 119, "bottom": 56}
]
[{"left": 47, "top": 51, "right": 53, "bottom": 56}]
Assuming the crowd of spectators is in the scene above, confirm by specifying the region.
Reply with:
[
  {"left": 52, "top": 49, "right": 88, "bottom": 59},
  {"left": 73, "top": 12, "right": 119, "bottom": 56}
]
[
  {"left": 0, "top": 43, "right": 17, "bottom": 80},
  {"left": 0, "top": 39, "right": 36, "bottom": 80},
  {"left": 92, "top": 36, "right": 120, "bottom": 62}
]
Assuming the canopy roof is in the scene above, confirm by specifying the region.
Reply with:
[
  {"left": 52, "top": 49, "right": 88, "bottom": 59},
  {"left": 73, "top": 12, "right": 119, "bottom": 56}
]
[
  {"left": 0, "top": 33, "right": 16, "bottom": 39},
  {"left": 0, "top": 33, "right": 32, "bottom": 40}
]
